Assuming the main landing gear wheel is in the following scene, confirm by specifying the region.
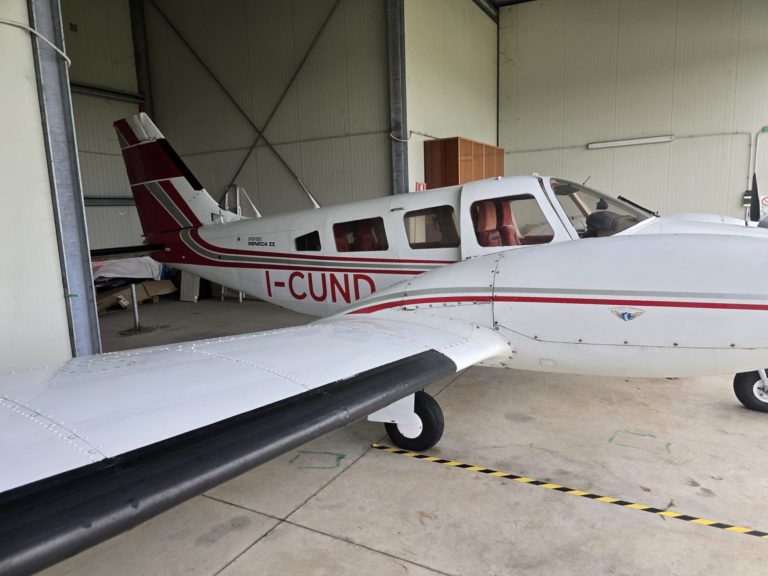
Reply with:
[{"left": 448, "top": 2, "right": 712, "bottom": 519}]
[
  {"left": 733, "top": 371, "right": 768, "bottom": 412},
  {"left": 385, "top": 391, "right": 444, "bottom": 451}
]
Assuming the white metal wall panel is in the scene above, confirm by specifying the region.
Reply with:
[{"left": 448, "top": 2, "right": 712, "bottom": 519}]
[
  {"left": 609, "top": 144, "right": 671, "bottom": 211},
  {"left": 667, "top": 135, "right": 750, "bottom": 215},
  {"left": 84, "top": 206, "right": 143, "bottom": 249},
  {"left": 249, "top": 144, "right": 308, "bottom": 216},
  {"left": 78, "top": 153, "right": 131, "bottom": 199},
  {"left": 0, "top": 0, "right": 72, "bottom": 371},
  {"left": 561, "top": 148, "right": 614, "bottom": 195},
  {"left": 672, "top": 0, "right": 741, "bottom": 136},
  {"left": 614, "top": 0, "right": 676, "bottom": 139},
  {"left": 292, "top": 1, "right": 352, "bottom": 142},
  {"left": 62, "top": 0, "right": 142, "bottom": 249},
  {"left": 62, "top": 0, "right": 137, "bottom": 91},
  {"left": 733, "top": 1, "right": 768, "bottom": 129},
  {"left": 146, "top": 0, "right": 389, "bottom": 214},
  {"left": 71, "top": 94, "right": 137, "bottom": 154},
  {"left": 299, "top": 134, "right": 392, "bottom": 207},
  {"left": 562, "top": 0, "right": 619, "bottom": 147},
  {"left": 72, "top": 94, "right": 135, "bottom": 201},
  {"left": 146, "top": 0, "right": 255, "bottom": 152},
  {"left": 499, "top": 0, "right": 566, "bottom": 151},
  {"left": 243, "top": 2, "right": 301, "bottom": 131},
  {"left": 339, "top": 2, "right": 390, "bottom": 134},
  {"left": 404, "top": 0, "right": 498, "bottom": 190},
  {"left": 240, "top": 134, "right": 390, "bottom": 217},
  {"left": 500, "top": 0, "right": 768, "bottom": 217}
]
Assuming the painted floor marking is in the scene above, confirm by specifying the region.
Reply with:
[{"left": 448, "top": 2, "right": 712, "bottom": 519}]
[{"left": 372, "top": 444, "right": 768, "bottom": 541}]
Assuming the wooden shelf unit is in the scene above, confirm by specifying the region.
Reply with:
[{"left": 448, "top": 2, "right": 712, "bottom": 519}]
[{"left": 423, "top": 137, "right": 504, "bottom": 189}]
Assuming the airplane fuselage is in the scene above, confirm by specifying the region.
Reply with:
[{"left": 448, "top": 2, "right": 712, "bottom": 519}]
[{"left": 148, "top": 176, "right": 768, "bottom": 317}]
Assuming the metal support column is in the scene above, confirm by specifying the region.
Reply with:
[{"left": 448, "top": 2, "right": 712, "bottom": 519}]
[
  {"left": 28, "top": 0, "right": 101, "bottom": 356},
  {"left": 129, "top": 0, "right": 153, "bottom": 116},
  {"left": 387, "top": 0, "right": 408, "bottom": 195}
]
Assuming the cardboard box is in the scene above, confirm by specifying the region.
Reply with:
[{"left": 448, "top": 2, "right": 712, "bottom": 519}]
[{"left": 97, "top": 280, "right": 177, "bottom": 313}]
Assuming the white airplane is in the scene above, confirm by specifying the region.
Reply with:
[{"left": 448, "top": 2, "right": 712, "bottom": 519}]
[
  {"left": 2, "top": 114, "right": 768, "bottom": 574},
  {"left": 112, "top": 113, "right": 766, "bottom": 318}
]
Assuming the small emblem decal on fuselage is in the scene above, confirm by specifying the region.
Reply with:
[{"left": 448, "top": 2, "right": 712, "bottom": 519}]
[{"left": 611, "top": 307, "right": 645, "bottom": 321}]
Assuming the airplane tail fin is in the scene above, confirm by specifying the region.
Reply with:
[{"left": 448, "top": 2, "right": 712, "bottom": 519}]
[{"left": 113, "top": 113, "right": 241, "bottom": 237}]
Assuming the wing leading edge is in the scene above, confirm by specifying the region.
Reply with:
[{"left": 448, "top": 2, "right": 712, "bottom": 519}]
[{"left": 0, "top": 314, "right": 507, "bottom": 575}]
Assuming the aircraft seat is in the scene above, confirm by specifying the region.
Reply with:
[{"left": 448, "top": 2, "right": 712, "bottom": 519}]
[
  {"left": 474, "top": 201, "right": 502, "bottom": 247},
  {"left": 334, "top": 226, "right": 350, "bottom": 251},
  {"left": 497, "top": 201, "right": 521, "bottom": 246},
  {"left": 355, "top": 221, "right": 378, "bottom": 251}
]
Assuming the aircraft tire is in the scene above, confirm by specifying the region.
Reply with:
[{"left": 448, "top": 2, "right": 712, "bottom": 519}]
[
  {"left": 385, "top": 391, "right": 444, "bottom": 451},
  {"left": 733, "top": 371, "right": 768, "bottom": 412}
]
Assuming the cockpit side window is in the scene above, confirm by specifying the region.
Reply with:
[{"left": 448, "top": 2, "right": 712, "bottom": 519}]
[{"left": 470, "top": 195, "right": 554, "bottom": 247}]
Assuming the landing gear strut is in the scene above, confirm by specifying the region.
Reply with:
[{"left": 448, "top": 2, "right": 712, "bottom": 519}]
[
  {"left": 733, "top": 370, "right": 768, "bottom": 412},
  {"left": 368, "top": 391, "right": 444, "bottom": 451},
  {"left": 385, "top": 391, "right": 444, "bottom": 451}
]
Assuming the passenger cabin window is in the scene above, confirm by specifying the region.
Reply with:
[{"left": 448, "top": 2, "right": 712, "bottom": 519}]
[
  {"left": 404, "top": 205, "right": 460, "bottom": 249},
  {"left": 295, "top": 230, "right": 321, "bottom": 251},
  {"left": 333, "top": 217, "right": 389, "bottom": 252},
  {"left": 471, "top": 195, "right": 554, "bottom": 248}
]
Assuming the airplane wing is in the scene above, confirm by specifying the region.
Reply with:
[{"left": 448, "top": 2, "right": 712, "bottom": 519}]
[{"left": 0, "top": 312, "right": 507, "bottom": 575}]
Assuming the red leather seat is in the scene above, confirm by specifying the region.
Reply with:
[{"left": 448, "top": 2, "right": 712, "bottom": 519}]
[
  {"left": 355, "top": 221, "right": 378, "bottom": 251},
  {"left": 334, "top": 224, "right": 350, "bottom": 251},
  {"left": 497, "top": 201, "right": 521, "bottom": 246},
  {"left": 474, "top": 201, "right": 502, "bottom": 247}
]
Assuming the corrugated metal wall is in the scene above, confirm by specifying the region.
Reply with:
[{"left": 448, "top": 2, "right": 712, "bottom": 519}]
[
  {"left": 145, "top": 0, "right": 391, "bottom": 217},
  {"left": 499, "top": 0, "right": 768, "bottom": 217},
  {"left": 404, "top": 0, "right": 497, "bottom": 191},
  {"left": 63, "top": 0, "right": 144, "bottom": 249}
]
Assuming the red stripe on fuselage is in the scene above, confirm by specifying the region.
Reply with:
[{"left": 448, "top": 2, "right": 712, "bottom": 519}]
[
  {"left": 349, "top": 296, "right": 493, "bottom": 314},
  {"left": 494, "top": 295, "right": 768, "bottom": 311},
  {"left": 348, "top": 294, "right": 768, "bottom": 315},
  {"left": 150, "top": 230, "right": 432, "bottom": 275},
  {"left": 121, "top": 141, "right": 183, "bottom": 185}
]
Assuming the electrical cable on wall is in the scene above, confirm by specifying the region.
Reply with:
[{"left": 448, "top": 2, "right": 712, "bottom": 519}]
[
  {"left": 389, "top": 130, "right": 440, "bottom": 143},
  {"left": 0, "top": 18, "right": 71, "bottom": 66}
]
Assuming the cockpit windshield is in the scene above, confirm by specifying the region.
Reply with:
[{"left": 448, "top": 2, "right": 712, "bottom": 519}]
[{"left": 550, "top": 178, "right": 653, "bottom": 238}]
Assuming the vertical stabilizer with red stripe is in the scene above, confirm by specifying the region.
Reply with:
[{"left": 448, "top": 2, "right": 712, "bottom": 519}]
[{"left": 114, "top": 113, "right": 242, "bottom": 238}]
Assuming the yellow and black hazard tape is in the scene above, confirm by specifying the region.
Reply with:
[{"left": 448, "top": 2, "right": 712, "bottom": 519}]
[{"left": 372, "top": 443, "right": 768, "bottom": 540}]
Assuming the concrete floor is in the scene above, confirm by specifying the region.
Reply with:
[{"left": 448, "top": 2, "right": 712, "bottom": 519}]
[{"left": 41, "top": 297, "right": 768, "bottom": 575}]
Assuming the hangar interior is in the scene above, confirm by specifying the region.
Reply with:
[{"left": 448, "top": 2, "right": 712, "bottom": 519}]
[
  {"left": 2, "top": 0, "right": 768, "bottom": 574},
  {"left": 5, "top": 0, "right": 768, "bottom": 370}
]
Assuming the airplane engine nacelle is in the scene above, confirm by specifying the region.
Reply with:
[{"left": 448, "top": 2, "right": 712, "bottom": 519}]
[{"left": 491, "top": 234, "right": 768, "bottom": 378}]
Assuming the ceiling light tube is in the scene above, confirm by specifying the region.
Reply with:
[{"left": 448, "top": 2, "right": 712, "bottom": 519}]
[{"left": 587, "top": 135, "right": 673, "bottom": 150}]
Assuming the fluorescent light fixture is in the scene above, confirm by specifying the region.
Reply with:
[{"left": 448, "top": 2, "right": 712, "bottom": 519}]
[{"left": 586, "top": 135, "right": 673, "bottom": 150}]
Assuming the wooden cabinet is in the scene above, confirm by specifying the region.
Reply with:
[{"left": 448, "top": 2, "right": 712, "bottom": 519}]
[{"left": 423, "top": 137, "right": 504, "bottom": 189}]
